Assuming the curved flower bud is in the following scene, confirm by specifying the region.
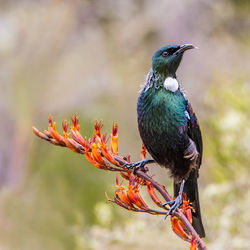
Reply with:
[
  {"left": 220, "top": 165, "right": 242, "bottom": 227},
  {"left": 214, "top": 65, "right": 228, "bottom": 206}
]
[
  {"left": 32, "top": 126, "right": 51, "bottom": 141},
  {"left": 146, "top": 182, "right": 162, "bottom": 207},
  {"left": 171, "top": 216, "right": 189, "bottom": 241}
]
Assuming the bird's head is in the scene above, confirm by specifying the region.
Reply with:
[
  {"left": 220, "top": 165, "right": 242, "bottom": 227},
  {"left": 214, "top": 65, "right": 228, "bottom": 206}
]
[{"left": 152, "top": 44, "right": 196, "bottom": 78}]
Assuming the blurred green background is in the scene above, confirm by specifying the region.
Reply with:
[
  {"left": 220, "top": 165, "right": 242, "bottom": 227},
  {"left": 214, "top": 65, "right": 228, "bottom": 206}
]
[{"left": 0, "top": 0, "right": 249, "bottom": 249}]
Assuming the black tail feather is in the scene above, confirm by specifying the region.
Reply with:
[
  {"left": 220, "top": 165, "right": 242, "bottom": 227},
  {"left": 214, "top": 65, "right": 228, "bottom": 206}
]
[{"left": 174, "top": 168, "right": 205, "bottom": 238}]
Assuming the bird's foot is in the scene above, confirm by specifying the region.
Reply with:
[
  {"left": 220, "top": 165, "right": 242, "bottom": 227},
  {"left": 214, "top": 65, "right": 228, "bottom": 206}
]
[
  {"left": 123, "top": 159, "right": 154, "bottom": 172},
  {"left": 163, "top": 194, "right": 183, "bottom": 217}
]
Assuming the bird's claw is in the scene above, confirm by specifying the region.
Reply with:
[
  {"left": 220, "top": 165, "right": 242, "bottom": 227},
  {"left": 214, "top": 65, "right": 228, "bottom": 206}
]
[
  {"left": 123, "top": 162, "right": 140, "bottom": 169},
  {"left": 122, "top": 160, "right": 150, "bottom": 173},
  {"left": 163, "top": 195, "right": 183, "bottom": 218}
]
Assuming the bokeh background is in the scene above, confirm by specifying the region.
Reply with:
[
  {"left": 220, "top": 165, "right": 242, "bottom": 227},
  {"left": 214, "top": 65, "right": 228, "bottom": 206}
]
[{"left": 0, "top": 0, "right": 249, "bottom": 249}]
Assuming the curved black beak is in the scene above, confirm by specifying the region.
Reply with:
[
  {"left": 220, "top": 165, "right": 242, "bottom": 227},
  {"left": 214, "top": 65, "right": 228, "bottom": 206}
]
[{"left": 174, "top": 44, "right": 197, "bottom": 55}]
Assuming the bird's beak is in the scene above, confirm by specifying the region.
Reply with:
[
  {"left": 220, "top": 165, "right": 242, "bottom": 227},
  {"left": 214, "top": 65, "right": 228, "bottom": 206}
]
[{"left": 174, "top": 44, "right": 197, "bottom": 54}]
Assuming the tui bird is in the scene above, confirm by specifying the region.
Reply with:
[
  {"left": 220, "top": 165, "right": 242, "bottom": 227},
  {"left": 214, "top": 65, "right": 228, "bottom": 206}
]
[{"left": 126, "top": 44, "right": 205, "bottom": 237}]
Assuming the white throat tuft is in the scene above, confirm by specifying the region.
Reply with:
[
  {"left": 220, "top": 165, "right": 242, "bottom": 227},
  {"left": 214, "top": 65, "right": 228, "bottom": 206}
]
[{"left": 163, "top": 77, "right": 179, "bottom": 92}]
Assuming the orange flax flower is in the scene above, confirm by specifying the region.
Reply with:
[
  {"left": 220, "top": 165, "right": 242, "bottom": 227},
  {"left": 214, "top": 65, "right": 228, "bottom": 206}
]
[
  {"left": 91, "top": 143, "right": 106, "bottom": 165},
  {"left": 115, "top": 176, "right": 134, "bottom": 208},
  {"left": 127, "top": 175, "right": 148, "bottom": 209},
  {"left": 189, "top": 236, "right": 198, "bottom": 250},
  {"left": 100, "top": 142, "right": 118, "bottom": 166},
  {"left": 171, "top": 216, "right": 190, "bottom": 241},
  {"left": 62, "top": 120, "right": 78, "bottom": 152},
  {"left": 84, "top": 144, "right": 103, "bottom": 169},
  {"left": 70, "top": 115, "right": 91, "bottom": 149},
  {"left": 110, "top": 123, "right": 118, "bottom": 155},
  {"left": 94, "top": 120, "right": 103, "bottom": 144},
  {"left": 93, "top": 122, "right": 118, "bottom": 166},
  {"left": 182, "top": 193, "right": 193, "bottom": 224},
  {"left": 146, "top": 182, "right": 162, "bottom": 208},
  {"left": 71, "top": 114, "right": 80, "bottom": 131},
  {"left": 48, "top": 115, "right": 65, "bottom": 145}
]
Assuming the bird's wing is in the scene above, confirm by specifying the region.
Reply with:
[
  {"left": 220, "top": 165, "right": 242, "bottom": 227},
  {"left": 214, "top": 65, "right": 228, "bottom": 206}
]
[{"left": 185, "top": 101, "right": 203, "bottom": 167}]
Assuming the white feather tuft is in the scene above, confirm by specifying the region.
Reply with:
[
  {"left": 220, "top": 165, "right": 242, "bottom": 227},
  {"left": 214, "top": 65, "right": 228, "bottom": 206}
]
[{"left": 163, "top": 77, "right": 179, "bottom": 92}]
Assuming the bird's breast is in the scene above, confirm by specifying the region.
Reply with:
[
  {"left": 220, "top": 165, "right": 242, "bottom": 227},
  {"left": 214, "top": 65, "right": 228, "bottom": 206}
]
[
  {"left": 137, "top": 88, "right": 187, "bottom": 135},
  {"left": 137, "top": 88, "right": 188, "bottom": 165}
]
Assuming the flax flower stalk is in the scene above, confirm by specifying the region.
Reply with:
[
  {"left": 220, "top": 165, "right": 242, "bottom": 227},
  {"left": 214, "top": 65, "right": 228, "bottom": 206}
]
[{"left": 32, "top": 115, "right": 207, "bottom": 250}]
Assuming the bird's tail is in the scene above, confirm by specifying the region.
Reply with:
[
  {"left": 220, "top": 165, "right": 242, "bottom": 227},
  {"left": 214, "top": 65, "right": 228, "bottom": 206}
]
[{"left": 174, "top": 168, "right": 205, "bottom": 238}]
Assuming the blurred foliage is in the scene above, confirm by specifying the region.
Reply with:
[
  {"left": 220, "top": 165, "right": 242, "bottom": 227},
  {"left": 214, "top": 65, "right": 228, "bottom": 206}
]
[
  {"left": 205, "top": 76, "right": 250, "bottom": 182},
  {"left": 201, "top": 73, "right": 250, "bottom": 249},
  {"left": 0, "top": 0, "right": 249, "bottom": 249}
]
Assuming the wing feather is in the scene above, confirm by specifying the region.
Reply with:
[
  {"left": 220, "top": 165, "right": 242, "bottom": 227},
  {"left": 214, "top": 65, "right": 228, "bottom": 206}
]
[{"left": 186, "top": 102, "right": 203, "bottom": 167}]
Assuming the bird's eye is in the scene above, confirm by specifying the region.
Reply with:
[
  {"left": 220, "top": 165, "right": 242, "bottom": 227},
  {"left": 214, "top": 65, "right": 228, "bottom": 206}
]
[{"left": 162, "top": 51, "right": 169, "bottom": 57}]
